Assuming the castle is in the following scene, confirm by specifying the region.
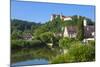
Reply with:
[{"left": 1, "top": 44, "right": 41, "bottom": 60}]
[{"left": 50, "top": 14, "right": 72, "bottom": 21}]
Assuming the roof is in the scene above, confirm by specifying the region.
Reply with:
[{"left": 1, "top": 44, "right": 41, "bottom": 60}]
[
  {"left": 22, "top": 33, "right": 32, "bottom": 38},
  {"left": 66, "top": 26, "right": 77, "bottom": 34},
  {"left": 62, "top": 15, "right": 71, "bottom": 18},
  {"left": 65, "top": 25, "right": 95, "bottom": 38},
  {"left": 84, "top": 25, "right": 95, "bottom": 38},
  {"left": 52, "top": 14, "right": 71, "bottom": 18}
]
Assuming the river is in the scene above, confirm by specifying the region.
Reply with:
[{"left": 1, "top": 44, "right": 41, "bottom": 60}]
[
  {"left": 11, "top": 47, "right": 60, "bottom": 66},
  {"left": 11, "top": 59, "right": 48, "bottom": 67}
]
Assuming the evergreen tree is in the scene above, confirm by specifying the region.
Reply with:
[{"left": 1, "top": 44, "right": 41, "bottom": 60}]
[{"left": 77, "top": 16, "right": 84, "bottom": 40}]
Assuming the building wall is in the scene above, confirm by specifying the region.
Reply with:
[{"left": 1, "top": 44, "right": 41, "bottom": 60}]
[{"left": 63, "top": 27, "right": 69, "bottom": 37}]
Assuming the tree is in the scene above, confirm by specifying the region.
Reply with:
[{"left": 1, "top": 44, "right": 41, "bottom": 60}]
[
  {"left": 33, "top": 25, "right": 49, "bottom": 36},
  {"left": 77, "top": 16, "right": 84, "bottom": 40},
  {"left": 11, "top": 19, "right": 41, "bottom": 33},
  {"left": 86, "top": 18, "right": 95, "bottom": 25},
  {"left": 51, "top": 15, "right": 62, "bottom": 33},
  {"left": 62, "top": 15, "right": 78, "bottom": 26},
  {"left": 39, "top": 32, "right": 54, "bottom": 43},
  {"left": 59, "top": 37, "right": 72, "bottom": 49},
  {"left": 11, "top": 30, "right": 22, "bottom": 40}
]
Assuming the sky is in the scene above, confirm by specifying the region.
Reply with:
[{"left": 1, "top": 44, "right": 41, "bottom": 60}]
[{"left": 11, "top": 0, "right": 95, "bottom": 23}]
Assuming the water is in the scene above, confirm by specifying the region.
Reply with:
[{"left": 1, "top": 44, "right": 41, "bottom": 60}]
[
  {"left": 11, "top": 59, "right": 48, "bottom": 67},
  {"left": 11, "top": 47, "right": 60, "bottom": 66}
]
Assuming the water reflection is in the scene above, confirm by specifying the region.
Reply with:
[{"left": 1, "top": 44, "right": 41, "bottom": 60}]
[
  {"left": 11, "top": 47, "right": 60, "bottom": 66},
  {"left": 11, "top": 59, "right": 48, "bottom": 67}
]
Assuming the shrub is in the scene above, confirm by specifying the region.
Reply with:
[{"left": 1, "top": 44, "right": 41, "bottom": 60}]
[
  {"left": 51, "top": 53, "right": 74, "bottom": 64},
  {"left": 11, "top": 39, "right": 47, "bottom": 50},
  {"left": 51, "top": 42, "right": 95, "bottom": 64},
  {"left": 69, "top": 44, "right": 95, "bottom": 62},
  {"left": 59, "top": 37, "right": 72, "bottom": 49},
  {"left": 39, "top": 32, "right": 54, "bottom": 43},
  {"left": 29, "top": 40, "right": 46, "bottom": 48},
  {"left": 11, "top": 40, "right": 25, "bottom": 49},
  {"left": 88, "top": 40, "right": 95, "bottom": 47}
]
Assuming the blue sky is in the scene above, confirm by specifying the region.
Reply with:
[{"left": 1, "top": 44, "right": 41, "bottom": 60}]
[{"left": 11, "top": 0, "right": 95, "bottom": 23}]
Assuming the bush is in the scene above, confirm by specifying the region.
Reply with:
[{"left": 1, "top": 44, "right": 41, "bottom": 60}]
[
  {"left": 11, "top": 39, "right": 47, "bottom": 50},
  {"left": 69, "top": 44, "right": 95, "bottom": 62},
  {"left": 88, "top": 40, "right": 95, "bottom": 47},
  {"left": 11, "top": 40, "right": 25, "bottom": 49},
  {"left": 29, "top": 40, "right": 46, "bottom": 48},
  {"left": 51, "top": 42, "right": 95, "bottom": 64},
  {"left": 59, "top": 37, "right": 73, "bottom": 49},
  {"left": 39, "top": 32, "right": 54, "bottom": 43},
  {"left": 51, "top": 53, "right": 74, "bottom": 64}
]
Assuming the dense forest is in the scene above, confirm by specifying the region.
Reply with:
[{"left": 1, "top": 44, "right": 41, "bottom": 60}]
[{"left": 11, "top": 15, "right": 95, "bottom": 64}]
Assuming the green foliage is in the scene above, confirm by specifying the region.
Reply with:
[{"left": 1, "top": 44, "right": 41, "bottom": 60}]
[
  {"left": 68, "top": 43, "right": 95, "bottom": 62},
  {"left": 11, "top": 39, "right": 47, "bottom": 50},
  {"left": 11, "top": 30, "right": 22, "bottom": 40},
  {"left": 39, "top": 32, "right": 54, "bottom": 43},
  {"left": 63, "top": 15, "right": 78, "bottom": 26},
  {"left": 11, "top": 19, "right": 41, "bottom": 32},
  {"left": 50, "top": 15, "right": 62, "bottom": 33},
  {"left": 51, "top": 53, "right": 74, "bottom": 64},
  {"left": 71, "top": 15, "right": 78, "bottom": 24},
  {"left": 11, "top": 19, "right": 42, "bottom": 40},
  {"left": 63, "top": 20, "right": 75, "bottom": 26},
  {"left": 59, "top": 37, "right": 74, "bottom": 49},
  {"left": 88, "top": 40, "right": 95, "bottom": 47},
  {"left": 76, "top": 16, "right": 84, "bottom": 40},
  {"left": 51, "top": 42, "right": 95, "bottom": 64},
  {"left": 52, "top": 36, "right": 62, "bottom": 47},
  {"left": 34, "top": 24, "right": 49, "bottom": 36},
  {"left": 86, "top": 18, "right": 95, "bottom": 25}
]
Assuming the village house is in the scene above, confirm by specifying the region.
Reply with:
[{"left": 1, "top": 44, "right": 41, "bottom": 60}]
[
  {"left": 63, "top": 18, "right": 95, "bottom": 42},
  {"left": 22, "top": 33, "right": 33, "bottom": 40},
  {"left": 63, "top": 26, "right": 77, "bottom": 38}
]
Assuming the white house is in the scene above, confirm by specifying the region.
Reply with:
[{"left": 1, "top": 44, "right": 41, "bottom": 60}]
[{"left": 63, "top": 26, "right": 77, "bottom": 38}]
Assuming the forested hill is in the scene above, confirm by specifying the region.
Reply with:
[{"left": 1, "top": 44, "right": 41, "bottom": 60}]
[{"left": 11, "top": 19, "right": 42, "bottom": 32}]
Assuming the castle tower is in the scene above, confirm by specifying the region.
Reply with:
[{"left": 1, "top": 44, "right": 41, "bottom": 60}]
[{"left": 50, "top": 14, "right": 56, "bottom": 21}]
